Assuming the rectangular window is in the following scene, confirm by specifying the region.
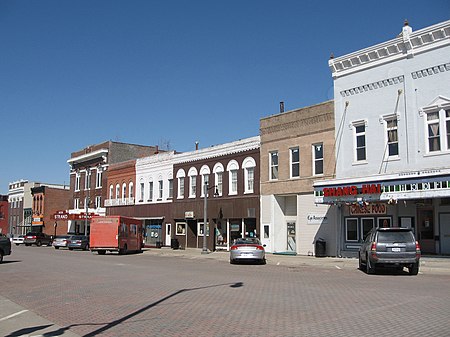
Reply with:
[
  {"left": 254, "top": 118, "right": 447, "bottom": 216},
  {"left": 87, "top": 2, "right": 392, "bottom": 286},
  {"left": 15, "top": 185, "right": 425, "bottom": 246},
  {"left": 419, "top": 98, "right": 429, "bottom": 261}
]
[
  {"left": 190, "top": 176, "right": 197, "bottom": 197},
  {"left": 176, "top": 222, "right": 186, "bottom": 235},
  {"left": 178, "top": 177, "right": 184, "bottom": 198},
  {"left": 313, "top": 143, "right": 323, "bottom": 175},
  {"left": 95, "top": 196, "right": 101, "bottom": 208},
  {"left": 168, "top": 179, "right": 173, "bottom": 199},
  {"left": 140, "top": 183, "right": 144, "bottom": 202},
  {"left": 216, "top": 172, "right": 223, "bottom": 196},
  {"left": 74, "top": 198, "right": 79, "bottom": 210},
  {"left": 427, "top": 111, "right": 440, "bottom": 152},
  {"left": 231, "top": 170, "right": 238, "bottom": 194},
  {"left": 446, "top": 110, "right": 450, "bottom": 150},
  {"left": 158, "top": 180, "right": 163, "bottom": 200},
  {"left": 148, "top": 182, "right": 153, "bottom": 201},
  {"left": 96, "top": 169, "right": 102, "bottom": 188},
  {"left": 270, "top": 151, "right": 279, "bottom": 180},
  {"left": 85, "top": 171, "right": 91, "bottom": 190},
  {"left": 355, "top": 124, "right": 366, "bottom": 161},
  {"left": 246, "top": 167, "right": 254, "bottom": 193},
  {"left": 361, "top": 218, "right": 374, "bottom": 240},
  {"left": 290, "top": 147, "right": 300, "bottom": 178},
  {"left": 75, "top": 173, "right": 80, "bottom": 192},
  {"left": 386, "top": 117, "right": 399, "bottom": 157},
  {"left": 345, "top": 218, "right": 358, "bottom": 241},
  {"left": 202, "top": 174, "right": 209, "bottom": 197}
]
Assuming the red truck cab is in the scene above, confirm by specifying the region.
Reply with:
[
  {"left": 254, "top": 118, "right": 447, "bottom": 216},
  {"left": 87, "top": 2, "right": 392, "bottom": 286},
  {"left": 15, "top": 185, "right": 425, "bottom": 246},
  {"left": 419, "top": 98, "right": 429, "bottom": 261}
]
[{"left": 90, "top": 216, "right": 143, "bottom": 255}]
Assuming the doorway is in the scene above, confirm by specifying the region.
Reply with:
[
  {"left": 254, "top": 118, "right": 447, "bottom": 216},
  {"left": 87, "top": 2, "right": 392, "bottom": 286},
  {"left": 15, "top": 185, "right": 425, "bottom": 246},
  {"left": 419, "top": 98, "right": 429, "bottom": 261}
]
[
  {"left": 417, "top": 208, "right": 435, "bottom": 254},
  {"left": 287, "top": 221, "right": 296, "bottom": 252}
]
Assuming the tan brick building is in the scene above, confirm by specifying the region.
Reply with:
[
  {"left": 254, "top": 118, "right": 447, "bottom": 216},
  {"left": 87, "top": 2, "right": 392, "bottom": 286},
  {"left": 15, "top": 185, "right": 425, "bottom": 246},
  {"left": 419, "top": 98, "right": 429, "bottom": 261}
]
[{"left": 260, "top": 100, "right": 338, "bottom": 255}]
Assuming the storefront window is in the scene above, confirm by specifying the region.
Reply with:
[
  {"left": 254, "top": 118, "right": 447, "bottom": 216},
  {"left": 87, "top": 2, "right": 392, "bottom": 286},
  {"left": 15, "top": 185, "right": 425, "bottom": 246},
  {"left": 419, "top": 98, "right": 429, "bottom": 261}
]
[
  {"left": 176, "top": 222, "right": 186, "bottom": 235},
  {"left": 345, "top": 218, "right": 358, "bottom": 241}
]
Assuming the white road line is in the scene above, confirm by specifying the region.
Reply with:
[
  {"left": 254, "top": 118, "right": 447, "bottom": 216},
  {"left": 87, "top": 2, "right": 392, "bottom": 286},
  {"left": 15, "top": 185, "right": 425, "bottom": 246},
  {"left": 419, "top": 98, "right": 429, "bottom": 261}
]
[{"left": 0, "top": 309, "right": 28, "bottom": 322}]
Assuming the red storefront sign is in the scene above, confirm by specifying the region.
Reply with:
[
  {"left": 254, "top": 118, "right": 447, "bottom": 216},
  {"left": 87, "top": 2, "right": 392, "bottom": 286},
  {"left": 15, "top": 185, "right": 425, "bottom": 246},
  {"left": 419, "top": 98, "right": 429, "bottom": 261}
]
[
  {"left": 323, "top": 184, "right": 381, "bottom": 197},
  {"left": 52, "top": 211, "right": 94, "bottom": 220}
]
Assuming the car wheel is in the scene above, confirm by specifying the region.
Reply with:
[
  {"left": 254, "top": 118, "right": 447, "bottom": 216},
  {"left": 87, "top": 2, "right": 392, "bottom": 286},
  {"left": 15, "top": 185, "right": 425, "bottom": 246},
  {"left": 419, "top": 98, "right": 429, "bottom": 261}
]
[
  {"left": 36, "top": 240, "right": 42, "bottom": 247},
  {"left": 366, "top": 254, "right": 375, "bottom": 274},
  {"left": 69, "top": 247, "right": 73, "bottom": 251},
  {"left": 119, "top": 244, "right": 127, "bottom": 255},
  {"left": 230, "top": 258, "right": 235, "bottom": 264},
  {"left": 15, "top": 243, "right": 20, "bottom": 246},
  {"left": 260, "top": 258, "right": 266, "bottom": 265},
  {"left": 0, "top": 251, "right": 3, "bottom": 263},
  {"left": 54, "top": 246, "right": 59, "bottom": 250},
  {"left": 85, "top": 244, "right": 89, "bottom": 251},
  {"left": 409, "top": 262, "right": 419, "bottom": 275},
  {"left": 25, "top": 243, "right": 30, "bottom": 246},
  {"left": 97, "top": 250, "right": 106, "bottom": 255}
]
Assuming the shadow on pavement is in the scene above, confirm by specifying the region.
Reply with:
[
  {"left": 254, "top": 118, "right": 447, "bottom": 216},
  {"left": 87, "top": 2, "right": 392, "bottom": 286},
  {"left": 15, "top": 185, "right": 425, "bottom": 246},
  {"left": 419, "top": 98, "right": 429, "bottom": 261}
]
[{"left": 6, "top": 281, "right": 244, "bottom": 337}]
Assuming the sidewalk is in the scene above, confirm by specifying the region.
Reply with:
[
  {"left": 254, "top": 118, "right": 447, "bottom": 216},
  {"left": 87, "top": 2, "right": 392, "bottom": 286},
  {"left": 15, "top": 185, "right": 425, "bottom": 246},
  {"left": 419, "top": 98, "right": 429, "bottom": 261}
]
[{"left": 142, "top": 247, "right": 450, "bottom": 274}]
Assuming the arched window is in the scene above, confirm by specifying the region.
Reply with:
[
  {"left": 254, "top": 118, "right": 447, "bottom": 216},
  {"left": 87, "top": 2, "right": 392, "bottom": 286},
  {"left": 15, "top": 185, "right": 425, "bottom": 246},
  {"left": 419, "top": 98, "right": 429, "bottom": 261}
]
[
  {"left": 122, "top": 183, "right": 127, "bottom": 200},
  {"left": 188, "top": 167, "right": 198, "bottom": 198},
  {"left": 129, "top": 182, "right": 134, "bottom": 199},
  {"left": 109, "top": 185, "right": 114, "bottom": 199},
  {"left": 213, "top": 163, "right": 224, "bottom": 196},
  {"left": 200, "top": 165, "right": 211, "bottom": 196},
  {"left": 176, "top": 169, "right": 186, "bottom": 199},
  {"left": 115, "top": 184, "right": 120, "bottom": 199},
  {"left": 242, "top": 157, "right": 256, "bottom": 194}
]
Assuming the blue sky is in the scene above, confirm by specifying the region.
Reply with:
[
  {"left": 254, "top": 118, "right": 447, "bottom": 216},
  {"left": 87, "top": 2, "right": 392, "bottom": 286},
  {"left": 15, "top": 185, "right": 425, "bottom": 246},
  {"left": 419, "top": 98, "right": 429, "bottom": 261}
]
[{"left": 1, "top": 0, "right": 449, "bottom": 194}]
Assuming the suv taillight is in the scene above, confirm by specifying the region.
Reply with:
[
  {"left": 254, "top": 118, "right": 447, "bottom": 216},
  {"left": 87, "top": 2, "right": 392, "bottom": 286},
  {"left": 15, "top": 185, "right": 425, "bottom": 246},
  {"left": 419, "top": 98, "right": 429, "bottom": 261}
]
[
  {"left": 415, "top": 241, "right": 421, "bottom": 258},
  {"left": 370, "top": 242, "right": 377, "bottom": 251}
]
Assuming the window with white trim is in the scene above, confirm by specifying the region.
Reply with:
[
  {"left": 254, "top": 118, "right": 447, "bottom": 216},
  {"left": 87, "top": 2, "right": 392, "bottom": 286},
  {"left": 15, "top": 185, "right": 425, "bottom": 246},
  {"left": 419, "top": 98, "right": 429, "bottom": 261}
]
[
  {"left": 74, "top": 198, "right": 79, "bottom": 209},
  {"left": 96, "top": 168, "right": 103, "bottom": 188},
  {"left": 243, "top": 157, "right": 256, "bottom": 194},
  {"left": 425, "top": 109, "right": 450, "bottom": 153},
  {"left": 353, "top": 122, "right": 366, "bottom": 161},
  {"left": 227, "top": 160, "right": 239, "bottom": 195},
  {"left": 168, "top": 179, "right": 173, "bottom": 199},
  {"left": 115, "top": 184, "right": 120, "bottom": 199},
  {"left": 85, "top": 170, "right": 91, "bottom": 190},
  {"left": 190, "top": 175, "right": 197, "bottom": 197},
  {"left": 158, "top": 180, "right": 163, "bottom": 200},
  {"left": 216, "top": 172, "right": 223, "bottom": 196},
  {"left": 122, "top": 183, "right": 127, "bottom": 200},
  {"left": 313, "top": 143, "right": 323, "bottom": 175},
  {"left": 109, "top": 185, "right": 114, "bottom": 199},
  {"left": 140, "top": 182, "right": 144, "bottom": 202},
  {"left": 201, "top": 174, "right": 209, "bottom": 197},
  {"left": 269, "top": 151, "right": 278, "bottom": 180},
  {"left": 75, "top": 172, "right": 81, "bottom": 192},
  {"left": 148, "top": 181, "right": 153, "bottom": 201},
  {"left": 345, "top": 218, "right": 358, "bottom": 242},
  {"left": 95, "top": 196, "right": 102, "bottom": 209},
  {"left": 129, "top": 183, "right": 134, "bottom": 199},
  {"left": 290, "top": 147, "right": 300, "bottom": 178},
  {"left": 178, "top": 177, "right": 184, "bottom": 198},
  {"left": 385, "top": 116, "right": 399, "bottom": 157}
]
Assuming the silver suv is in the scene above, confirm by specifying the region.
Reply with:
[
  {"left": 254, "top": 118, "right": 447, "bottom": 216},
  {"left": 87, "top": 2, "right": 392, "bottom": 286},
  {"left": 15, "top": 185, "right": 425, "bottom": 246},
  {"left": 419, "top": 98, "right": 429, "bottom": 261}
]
[{"left": 359, "top": 228, "right": 420, "bottom": 275}]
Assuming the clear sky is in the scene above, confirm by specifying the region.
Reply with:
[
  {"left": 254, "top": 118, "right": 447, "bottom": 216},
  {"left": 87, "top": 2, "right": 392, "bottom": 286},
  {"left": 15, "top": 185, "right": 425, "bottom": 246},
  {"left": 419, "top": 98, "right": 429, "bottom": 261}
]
[{"left": 1, "top": 0, "right": 449, "bottom": 194}]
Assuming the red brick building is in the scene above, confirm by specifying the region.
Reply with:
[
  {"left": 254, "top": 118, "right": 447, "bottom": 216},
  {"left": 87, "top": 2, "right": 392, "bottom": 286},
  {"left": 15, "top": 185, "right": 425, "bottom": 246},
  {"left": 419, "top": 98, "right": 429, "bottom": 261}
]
[
  {"left": 0, "top": 195, "right": 8, "bottom": 235},
  {"left": 31, "top": 184, "right": 71, "bottom": 237}
]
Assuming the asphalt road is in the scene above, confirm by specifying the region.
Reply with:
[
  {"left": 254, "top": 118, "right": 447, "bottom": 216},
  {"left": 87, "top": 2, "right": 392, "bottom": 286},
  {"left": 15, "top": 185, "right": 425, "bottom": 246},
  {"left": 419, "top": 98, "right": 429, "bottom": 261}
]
[{"left": 1, "top": 245, "right": 450, "bottom": 337}]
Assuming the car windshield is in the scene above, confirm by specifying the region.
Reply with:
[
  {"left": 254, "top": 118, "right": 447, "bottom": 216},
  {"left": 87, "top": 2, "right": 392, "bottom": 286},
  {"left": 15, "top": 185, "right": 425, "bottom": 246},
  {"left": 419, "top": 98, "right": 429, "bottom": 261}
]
[
  {"left": 235, "top": 238, "right": 261, "bottom": 245},
  {"left": 377, "top": 231, "right": 414, "bottom": 243}
]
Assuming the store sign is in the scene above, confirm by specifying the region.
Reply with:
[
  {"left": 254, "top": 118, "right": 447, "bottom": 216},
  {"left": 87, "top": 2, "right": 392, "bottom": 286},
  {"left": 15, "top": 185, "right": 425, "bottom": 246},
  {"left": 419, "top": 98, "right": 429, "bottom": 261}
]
[
  {"left": 185, "top": 211, "right": 194, "bottom": 219},
  {"left": 52, "top": 210, "right": 69, "bottom": 220},
  {"left": 349, "top": 203, "right": 387, "bottom": 215},
  {"left": 307, "top": 214, "right": 328, "bottom": 225},
  {"left": 323, "top": 184, "right": 381, "bottom": 197}
]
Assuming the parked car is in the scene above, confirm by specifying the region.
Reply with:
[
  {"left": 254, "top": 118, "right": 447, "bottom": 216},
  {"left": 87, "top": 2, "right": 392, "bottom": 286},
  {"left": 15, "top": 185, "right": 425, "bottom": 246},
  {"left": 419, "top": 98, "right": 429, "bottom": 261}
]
[
  {"left": 24, "top": 232, "right": 53, "bottom": 247},
  {"left": 0, "top": 234, "right": 12, "bottom": 263},
  {"left": 11, "top": 235, "right": 25, "bottom": 246},
  {"left": 230, "top": 237, "right": 266, "bottom": 264},
  {"left": 359, "top": 227, "right": 421, "bottom": 275},
  {"left": 53, "top": 235, "right": 72, "bottom": 249},
  {"left": 68, "top": 235, "right": 89, "bottom": 251}
]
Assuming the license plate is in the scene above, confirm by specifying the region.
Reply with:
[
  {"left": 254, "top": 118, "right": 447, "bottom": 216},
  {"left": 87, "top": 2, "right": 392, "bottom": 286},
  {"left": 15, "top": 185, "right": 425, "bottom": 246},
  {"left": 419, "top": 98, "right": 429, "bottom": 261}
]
[{"left": 392, "top": 247, "right": 401, "bottom": 252}]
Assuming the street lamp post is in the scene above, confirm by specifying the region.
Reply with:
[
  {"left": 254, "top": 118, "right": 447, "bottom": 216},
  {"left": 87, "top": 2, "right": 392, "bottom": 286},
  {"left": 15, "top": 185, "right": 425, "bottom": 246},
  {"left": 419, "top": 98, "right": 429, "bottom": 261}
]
[{"left": 84, "top": 196, "right": 89, "bottom": 236}]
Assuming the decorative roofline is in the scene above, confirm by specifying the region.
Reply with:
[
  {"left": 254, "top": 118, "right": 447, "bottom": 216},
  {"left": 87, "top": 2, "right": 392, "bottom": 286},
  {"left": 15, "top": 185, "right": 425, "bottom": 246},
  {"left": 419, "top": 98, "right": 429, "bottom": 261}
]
[
  {"left": 174, "top": 136, "right": 260, "bottom": 164},
  {"left": 330, "top": 20, "right": 450, "bottom": 78}
]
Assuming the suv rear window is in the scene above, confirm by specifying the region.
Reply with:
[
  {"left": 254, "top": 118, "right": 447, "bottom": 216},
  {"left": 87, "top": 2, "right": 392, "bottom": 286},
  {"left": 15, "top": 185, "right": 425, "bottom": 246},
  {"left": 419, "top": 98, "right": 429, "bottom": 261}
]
[{"left": 377, "top": 231, "right": 414, "bottom": 243}]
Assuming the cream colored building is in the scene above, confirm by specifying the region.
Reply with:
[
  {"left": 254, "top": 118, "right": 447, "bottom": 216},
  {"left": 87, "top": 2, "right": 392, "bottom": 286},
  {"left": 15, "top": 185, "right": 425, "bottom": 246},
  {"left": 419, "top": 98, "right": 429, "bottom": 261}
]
[{"left": 260, "top": 100, "right": 338, "bottom": 255}]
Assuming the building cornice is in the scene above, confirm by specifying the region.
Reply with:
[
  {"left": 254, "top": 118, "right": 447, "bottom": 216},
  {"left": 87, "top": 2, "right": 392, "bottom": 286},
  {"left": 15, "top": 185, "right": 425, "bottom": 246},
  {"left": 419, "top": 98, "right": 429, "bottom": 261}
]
[
  {"left": 67, "top": 149, "right": 109, "bottom": 166},
  {"left": 174, "top": 136, "right": 260, "bottom": 164},
  {"left": 330, "top": 20, "right": 450, "bottom": 79}
]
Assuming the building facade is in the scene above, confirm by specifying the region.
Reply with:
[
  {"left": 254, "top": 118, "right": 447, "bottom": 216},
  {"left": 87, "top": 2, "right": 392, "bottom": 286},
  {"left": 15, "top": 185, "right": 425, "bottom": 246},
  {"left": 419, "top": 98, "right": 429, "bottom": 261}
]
[
  {"left": 315, "top": 20, "right": 450, "bottom": 256},
  {"left": 172, "top": 137, "right": 260, "bottom": 251},
  {"left": 8, "top": 180, "right": 41, "bottom": 236},
  {"left": 31, "top": 184, "right": 70, "bottom": 237},
  {"left": 0, "top": 195, "right": 8, "bottom": 235},
  {"left": 67, "top": 141, "right": 159, "bottom": 235},
  {"left": 260, "top": 101, "right": 337, "bottom": 255}
]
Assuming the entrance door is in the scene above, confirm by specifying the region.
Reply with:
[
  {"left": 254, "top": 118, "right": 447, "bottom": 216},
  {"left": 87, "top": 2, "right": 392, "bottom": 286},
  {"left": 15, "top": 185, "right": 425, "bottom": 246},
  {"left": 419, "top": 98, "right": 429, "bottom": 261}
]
[
  {"left": 287, "top": 222, "right": 296, "bottom": 252},
  {"left": 165, "top": 223, "right": 171, "bottom": 247},
  {"left": 439, "top": 213, "right": 450, "bottom": 255},
  {"left": 417, "top": 208, "right": 435, "bottom": 254}
]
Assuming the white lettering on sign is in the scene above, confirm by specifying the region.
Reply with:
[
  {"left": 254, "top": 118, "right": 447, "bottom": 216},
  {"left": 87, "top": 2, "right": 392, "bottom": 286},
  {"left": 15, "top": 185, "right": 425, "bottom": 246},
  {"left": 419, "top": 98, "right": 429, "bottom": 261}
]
[{"left": 349, "top": 204, "right": 387, "bottom": 215}]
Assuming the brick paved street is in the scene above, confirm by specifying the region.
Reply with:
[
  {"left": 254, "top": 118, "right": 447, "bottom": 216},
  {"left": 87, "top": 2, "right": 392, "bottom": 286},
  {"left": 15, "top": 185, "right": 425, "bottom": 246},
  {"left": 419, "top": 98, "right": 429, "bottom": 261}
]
[{"left": 1, "top": 245, "right": 450, "bottom": 337}]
